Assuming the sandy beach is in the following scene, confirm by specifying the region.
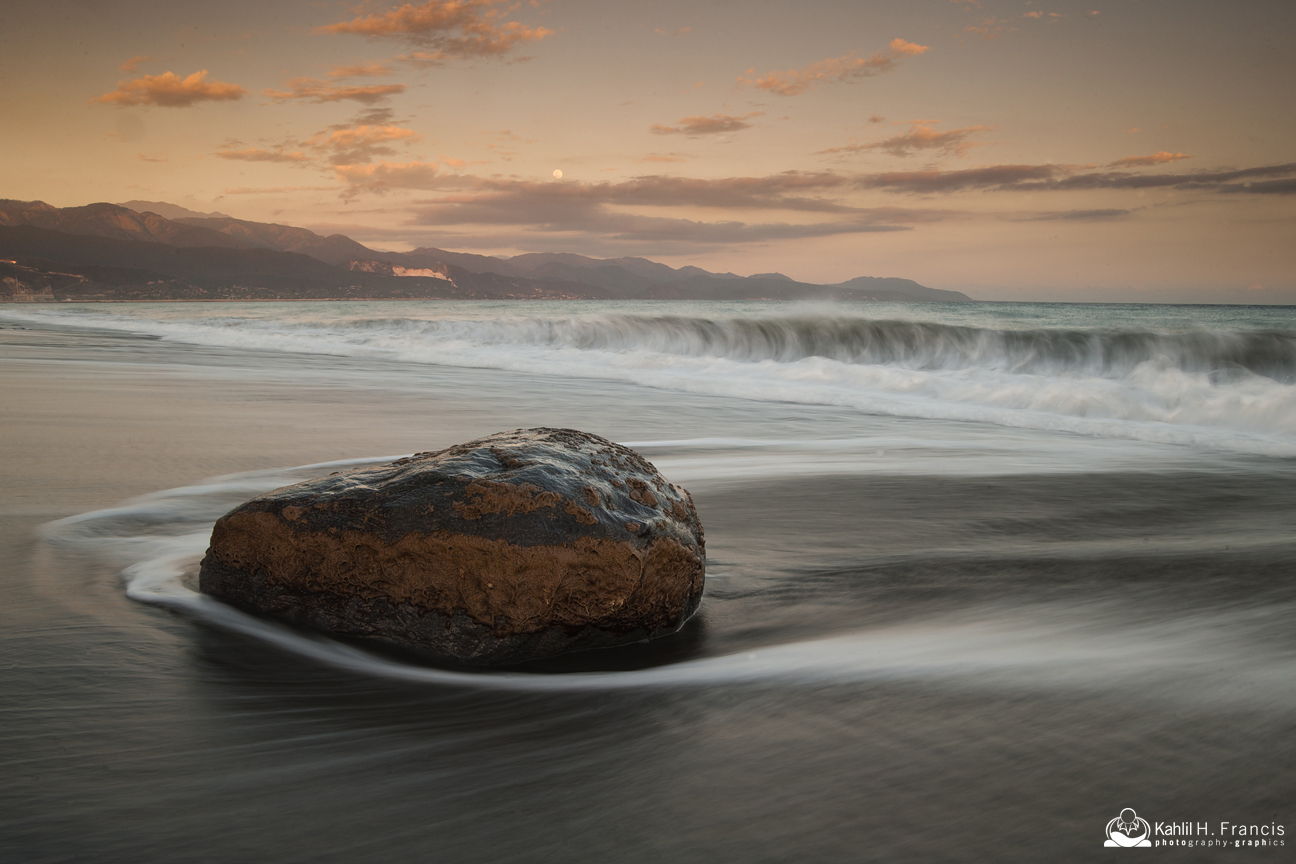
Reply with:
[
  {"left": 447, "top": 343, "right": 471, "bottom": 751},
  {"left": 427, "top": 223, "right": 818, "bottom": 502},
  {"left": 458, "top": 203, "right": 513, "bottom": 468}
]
[{"left": 3, "top": 310, "right": 1294, "bottom": 862}]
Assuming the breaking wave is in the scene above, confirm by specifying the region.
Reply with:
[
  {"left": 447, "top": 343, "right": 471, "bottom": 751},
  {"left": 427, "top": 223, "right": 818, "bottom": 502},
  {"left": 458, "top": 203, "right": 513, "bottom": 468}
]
[
  {"left": 392, "top": 314, "right": 1296, "bottom": 382},
  {"left": 6, "top": 302, "right": 1296, "bottom": 454}
]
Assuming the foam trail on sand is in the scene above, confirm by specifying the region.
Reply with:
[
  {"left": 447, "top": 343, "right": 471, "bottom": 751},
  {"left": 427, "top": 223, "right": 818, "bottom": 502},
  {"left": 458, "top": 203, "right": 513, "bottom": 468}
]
[{"left": 39, "top": 460, "right": 1296, "bottom": 707}]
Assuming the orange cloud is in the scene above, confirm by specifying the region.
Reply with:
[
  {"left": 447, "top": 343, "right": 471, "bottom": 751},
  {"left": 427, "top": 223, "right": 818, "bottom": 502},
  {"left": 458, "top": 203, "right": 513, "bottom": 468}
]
[
  {"left": 741, "top": 38, "right": 928, "bottom": 96},
  {"left": 317, "top": 0, "right": 553, "bottom": 62},
  {"left": 965, "top": 18, "right": 1011, "bottom": 40},
  {"left": 1024, "top": 11, "right": 1044, "bottom": 19},
  {"left": 335, "top": 160, "right": 441, "bottom": 196},
  {"left": 120, "top": 55, "right": 152, "bottom": 73},
  {"left": 94, "top": 70, "right": 247, "bottom": 108},
  {"left": 326, "top": 62, "right": 394, "bottom": 78},
  {"left": 307, "top": 124, "right": 421, "bottom": 164},
  {"left": 818, "top": 121, "right": 992, "bottom": 158},
  {"left": 216, "top": 147, "right": 311, "bottom": 163},
  {"left": 1107, "top": 151, "right": 1192, "bottom": 168},
  {"left": 638, "top": 154, "right": 688, "bottom": 163},
  {"left": 889, "top": 38, "right": 929, "bottom": 56},
  {"left": 650, "top": 112, "right": 762, "bottom": 136},
  {"left": 264, "top": 78, "right": 406, "bottom": 104}
]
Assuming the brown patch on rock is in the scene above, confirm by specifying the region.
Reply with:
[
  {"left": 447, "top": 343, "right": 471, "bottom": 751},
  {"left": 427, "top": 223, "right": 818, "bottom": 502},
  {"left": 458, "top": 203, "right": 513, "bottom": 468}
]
[
  {"left": 564, "top": 500, "right": 597, "bottom": 525},
  {"left": 204, "top": 511, "right": 697, "bottom": 634},
  {"left": 489, "top": 446, "right": 531, "bottom": 471},
  {"left": 583, "top": 485, "right": 601, "bottom": 507},
  {"left": 453, "top": 480, "right": 561, "bottom": 520},
  {"left": 626, "top": 478, "right": 658, "bottom": 507}
]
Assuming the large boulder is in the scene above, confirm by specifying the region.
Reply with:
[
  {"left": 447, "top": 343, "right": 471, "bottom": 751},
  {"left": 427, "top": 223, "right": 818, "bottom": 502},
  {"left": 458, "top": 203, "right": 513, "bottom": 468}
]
[{"left": 198, "top": 428, "right": 705, "bottom": 665}]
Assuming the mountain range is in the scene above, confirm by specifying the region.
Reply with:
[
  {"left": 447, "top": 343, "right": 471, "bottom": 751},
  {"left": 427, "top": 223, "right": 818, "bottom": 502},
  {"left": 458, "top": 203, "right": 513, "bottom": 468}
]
[{"left": 0, "top": 199, "right": 971, "bottom": 303}]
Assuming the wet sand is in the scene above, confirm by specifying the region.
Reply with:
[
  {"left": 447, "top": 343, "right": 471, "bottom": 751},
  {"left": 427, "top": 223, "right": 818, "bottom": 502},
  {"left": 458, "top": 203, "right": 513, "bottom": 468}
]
[{"left": 2, "top": 318, "right": 1293, "bottom": 862}]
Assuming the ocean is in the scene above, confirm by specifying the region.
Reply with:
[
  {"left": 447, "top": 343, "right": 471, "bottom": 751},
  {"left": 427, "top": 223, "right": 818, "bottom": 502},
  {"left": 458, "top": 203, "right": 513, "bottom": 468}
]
[{"left": 2, "top": 299, "right": 1293, "bottom": 861}]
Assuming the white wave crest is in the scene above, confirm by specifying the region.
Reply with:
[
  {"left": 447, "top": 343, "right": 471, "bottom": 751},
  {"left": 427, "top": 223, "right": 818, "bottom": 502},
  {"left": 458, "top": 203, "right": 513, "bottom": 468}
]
[{"left": 7, "top": 303, "right": 1296, "bottom": 455}]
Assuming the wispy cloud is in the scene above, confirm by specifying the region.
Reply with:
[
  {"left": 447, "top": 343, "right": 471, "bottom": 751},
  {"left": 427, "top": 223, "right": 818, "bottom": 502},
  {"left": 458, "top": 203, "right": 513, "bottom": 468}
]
[
  {"left": 740, "top": 38, "right": 928, "bottom": 96},
  {"left": 855, "top": 164, "right": 1063, "bottom": 194},
  {"left": 326, "top": 62, "right": 394, "bottom": 79},
  {"left": 1108, "top": 151, "right": 1192, "bottom": 168},
  {"left": 964, "top": 18, "right": 1011, "bottom": 40},
  {"left": 339, "top": 169, "right": 857, "bottom": 210},
  {"left": 94, "top": 70, "right": 246, "bottom": 108},
  {"left": 343, "top": 107, "right": 401, "bottom": 127},
  {"left": 818, "top": 121, "right": 992, "bottom": 158},
  {"left": 854, "top": 162, "right": 1296, "bottom": 194},
  {"left": 222, "top": 185, "right": 342, "bottom": 195},
  {"left": 216, "top": 147, "right": 311, "bottom": 164},
  {"left": 317, "top": 0, "right": 554, "bottom": 65},
  {"left": 1014, "top": 209, "right": 1133, "bottom": 222},
  {"left": 336, "top": 160, "right": 442, "bottom": 196},
  {"left": 649, "top": 112, "right": 763, "bottom": 136},
  {"left": 307, "top": 125, "right": 421, "bottom": 165},
  {"left": 119, "top": 55, "right": 152, "bottom": 73},
  {"left": 889, "top": 38, "right": 930, "bottom": 56},
  {"left": 398, "top": 174, "right": 943, "bottom": 246},
  {"left": 264, "top": 78, "right": 406, "bottom": 104}
]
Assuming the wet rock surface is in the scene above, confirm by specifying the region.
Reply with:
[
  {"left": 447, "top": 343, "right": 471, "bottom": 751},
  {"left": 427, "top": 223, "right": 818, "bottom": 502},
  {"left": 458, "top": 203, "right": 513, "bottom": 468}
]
[{"left": 198, "top": 428, "right": 705, "bottom": 665}]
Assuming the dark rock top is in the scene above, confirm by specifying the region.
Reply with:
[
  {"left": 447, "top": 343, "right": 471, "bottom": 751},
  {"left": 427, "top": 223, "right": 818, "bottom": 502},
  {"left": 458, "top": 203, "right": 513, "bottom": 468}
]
[{"left": 199, "top": 428, "right": 706, "bottom": 665}]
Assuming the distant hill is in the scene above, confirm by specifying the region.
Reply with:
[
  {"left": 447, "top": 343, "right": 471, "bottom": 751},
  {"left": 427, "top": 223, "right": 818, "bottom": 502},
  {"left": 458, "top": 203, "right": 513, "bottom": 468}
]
[
  {"left": 0, "top": 225, "right": 606, "bottom": 301},
  {"left": 0, "top": 199, "right": 971, "bottom": 303},
  {"left": 117, "top": 200, "right": 233, "bottom": 221},
  {"left": 0, "top": 200, "right": 246, "bottom": 249},
  {"left": 177, "top": 216, "right": 377, "bottom": 266}
]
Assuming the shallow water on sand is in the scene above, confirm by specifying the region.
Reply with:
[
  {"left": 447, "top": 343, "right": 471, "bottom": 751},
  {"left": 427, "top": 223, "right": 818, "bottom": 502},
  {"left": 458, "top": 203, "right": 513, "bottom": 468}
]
[{"left": 2, "top": 306, "right": 1294, "bottom": 861}]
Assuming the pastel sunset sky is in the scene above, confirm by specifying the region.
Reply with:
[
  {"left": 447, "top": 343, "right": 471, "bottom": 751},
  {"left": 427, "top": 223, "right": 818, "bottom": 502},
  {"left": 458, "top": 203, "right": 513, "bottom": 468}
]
[{"left": 2, "top": 0, "right": 1293, "bottom": 301}]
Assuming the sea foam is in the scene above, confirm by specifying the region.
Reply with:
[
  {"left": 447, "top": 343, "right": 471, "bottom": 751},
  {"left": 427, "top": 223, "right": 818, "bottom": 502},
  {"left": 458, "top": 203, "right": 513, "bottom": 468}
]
[{"left": 7, "top": 302, "right": 1295, "bottom": 455}]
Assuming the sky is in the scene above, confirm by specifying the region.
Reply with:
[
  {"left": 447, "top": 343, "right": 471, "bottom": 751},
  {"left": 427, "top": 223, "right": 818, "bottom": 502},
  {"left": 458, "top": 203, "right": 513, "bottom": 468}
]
[{"left": 1, "top": 0, "right": 1294, "bottom": 302}]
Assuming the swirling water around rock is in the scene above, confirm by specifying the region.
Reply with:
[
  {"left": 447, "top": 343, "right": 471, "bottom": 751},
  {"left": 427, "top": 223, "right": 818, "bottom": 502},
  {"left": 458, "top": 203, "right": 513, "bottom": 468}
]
[{"left": 38, "top": 448, "right": 1296, "bottom": 706}]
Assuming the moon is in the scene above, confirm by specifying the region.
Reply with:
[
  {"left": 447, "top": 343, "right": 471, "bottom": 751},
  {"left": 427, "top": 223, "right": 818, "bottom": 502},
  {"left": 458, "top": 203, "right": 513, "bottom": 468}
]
[{"left": 552, "top": 169, "right": 563, "bottom": 179}]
